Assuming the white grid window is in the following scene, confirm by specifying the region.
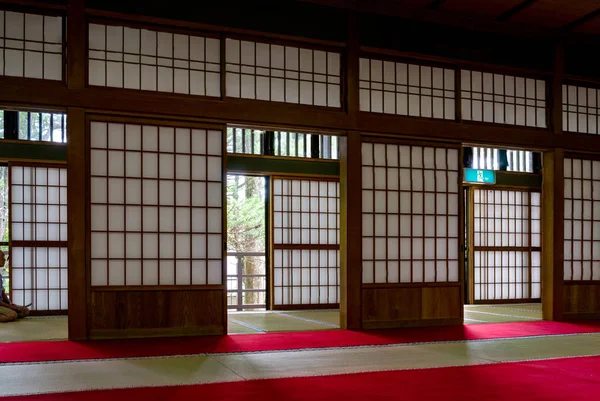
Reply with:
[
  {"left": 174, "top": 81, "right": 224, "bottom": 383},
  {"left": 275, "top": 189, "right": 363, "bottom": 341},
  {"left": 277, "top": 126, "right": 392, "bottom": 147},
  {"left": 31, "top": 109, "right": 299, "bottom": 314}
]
[
  {"left": 272, "top": 178, "right": 340, "bottom": 306},
  {"left": 472, "top": 147, "right": 534, "bottom": 173},
  {"left": 88, "top": 23, "right": 221, "bottom": 97},
  {"left": 10, "top": 165, "right": 68, "bottom": 311},
  {"left": 564, "top": 158, "right": 600, "bottom": 281},
  {"left": 0, "top": 11, "right": 63, "bottom": 80},
  {"left": 461, "top": 70, "right": 546, "bottom": 128},
  {"left": 359, "top": 58, "right": 455, "bottom": 119},
  {"left": 89, "top": 121, "right": 223, "bottom": 286},
  {"left": 225, "top": 39, "right": 341, "bottom": 108},
  {"left": 361, "top": 142, "right": 460, "bottom": 284},
  {"left": 473, "top": 189, "right": 541, "bottom": 301},
  {"left": 562, "top": 84, "right": 600, "bottom": 135}
]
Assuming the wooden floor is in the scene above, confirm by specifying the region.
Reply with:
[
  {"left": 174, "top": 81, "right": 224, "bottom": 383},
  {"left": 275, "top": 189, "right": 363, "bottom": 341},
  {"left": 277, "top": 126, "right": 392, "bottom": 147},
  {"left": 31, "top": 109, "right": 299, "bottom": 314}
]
[{"left": 0, "top": 304, "right": 542, "bottom": 342}]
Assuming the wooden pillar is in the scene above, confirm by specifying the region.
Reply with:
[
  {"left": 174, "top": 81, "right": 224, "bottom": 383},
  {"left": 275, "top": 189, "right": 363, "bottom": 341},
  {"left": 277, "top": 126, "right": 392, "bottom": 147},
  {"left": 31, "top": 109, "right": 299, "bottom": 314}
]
[
  {"left": 542, "top": 149, "right": 564, "bottom": 321},
  {"left": 549, "top": 42, "right": 564, "bottom": 135},
  {"left": 67, "top": 0, "right": 86, "bottom": 90},
  {"left": 340, "top": 131, "right": 362, "bottom": 330},
  {"left": 542, "top": 41, "right": 564, "bottom": 321},
  {"left": 340, "top": 10, "right": 362, "bottom": 329},
  {"left": 66, "top": 0, "right": 88, "bottom": 340},
  {"left": 67, "top": 107, "right": 87, "bottom": 339}
]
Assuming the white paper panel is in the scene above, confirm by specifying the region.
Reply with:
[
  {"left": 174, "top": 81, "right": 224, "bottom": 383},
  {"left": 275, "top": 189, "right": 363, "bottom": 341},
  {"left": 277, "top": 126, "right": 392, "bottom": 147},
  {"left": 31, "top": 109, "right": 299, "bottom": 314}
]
[
  {"left": 10, "top": 164, "right": 68, "bottom": 311},
  {"left": 359, "top": 58, "right": 455, "bottom": 120},
  {"left": 226, "top": 39, "right": 341, "bottom": 108},
  {"left": 361, "top": 142, "right": 460, "bottom": 284},
  {"left": 564, "top": 158, "right": 600, "bottom": 282},
  {"left": 0, "top": 11, "right": 63, "bottom": 80},
  {"left": 89, "top": 23, "right": 220, "bottom": 97},
  {"left": 89, "top": 121, "right": 223, "bottom": 287},
  {"left": 562, "top": 85, "right": 600, "bottom": 135},
  {"left": 462, "top": 70, "right": 546, "bottom": 128}
]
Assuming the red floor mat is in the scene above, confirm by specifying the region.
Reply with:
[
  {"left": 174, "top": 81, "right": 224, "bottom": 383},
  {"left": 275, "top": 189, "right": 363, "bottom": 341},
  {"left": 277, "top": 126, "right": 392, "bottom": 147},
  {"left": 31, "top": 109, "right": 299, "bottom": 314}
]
[
  {"left": 3, "top": 355, "right": 600, "bottom": 401},
  {"left": 2, "top": 320, "right": 600, "bottom": 364}
]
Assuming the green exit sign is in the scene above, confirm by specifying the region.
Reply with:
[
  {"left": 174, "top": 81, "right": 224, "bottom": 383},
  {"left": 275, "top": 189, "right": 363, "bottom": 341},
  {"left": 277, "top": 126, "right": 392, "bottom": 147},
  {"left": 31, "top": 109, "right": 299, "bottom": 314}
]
[{"left": 464, "top": 168, "right": 496, "bottom": 184}]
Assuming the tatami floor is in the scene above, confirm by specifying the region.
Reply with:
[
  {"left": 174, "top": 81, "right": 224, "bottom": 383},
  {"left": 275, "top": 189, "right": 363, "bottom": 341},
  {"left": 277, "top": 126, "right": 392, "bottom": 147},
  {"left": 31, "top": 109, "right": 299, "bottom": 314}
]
[
  {"left": 0, "top": 304, "right": 542, "bottom": 343},
  {"left": 2, "top": 324, "right": 599, "bottom": 397}
]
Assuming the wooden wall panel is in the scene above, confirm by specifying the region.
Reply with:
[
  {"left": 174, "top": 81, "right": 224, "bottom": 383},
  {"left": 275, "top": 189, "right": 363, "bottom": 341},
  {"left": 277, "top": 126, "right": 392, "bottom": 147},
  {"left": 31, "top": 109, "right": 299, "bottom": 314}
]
[
  {"left": 90, "top": 290, "right": 224, "bottom": 338},
  {"left": 422, "top": 286, "right": 462, "bottom": 320},
  {"left": 563, "top": 283, "right": 600, "bottom": 319},
  {"left": 362, "top": 285, "right": 461, "bottom": 328}
]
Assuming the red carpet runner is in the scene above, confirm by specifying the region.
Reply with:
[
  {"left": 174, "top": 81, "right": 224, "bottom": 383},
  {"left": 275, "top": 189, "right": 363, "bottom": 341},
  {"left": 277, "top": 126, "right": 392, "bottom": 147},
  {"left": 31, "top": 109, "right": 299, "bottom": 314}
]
[
  {"left": 2, "top": 320, "right": 600, "bottom": 364},
  {"left": 3, "top": 355, "right": 600, "bottom": 401}
]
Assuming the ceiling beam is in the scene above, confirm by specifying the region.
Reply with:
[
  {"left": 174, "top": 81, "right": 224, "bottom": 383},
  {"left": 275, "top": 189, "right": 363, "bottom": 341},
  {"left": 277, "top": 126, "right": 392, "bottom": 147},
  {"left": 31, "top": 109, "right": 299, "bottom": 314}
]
[
  {"left": 427, "top": 0, "right": 447, "bottom": 10},
  {"left": 296, "top": 0, "right": 563, "bottom": 40},
  {"left": 497, "top": 0, "right": 538, "bottom": 21},
  {"left": 562, "top": 7, "right": 600, "bottom": 31}
]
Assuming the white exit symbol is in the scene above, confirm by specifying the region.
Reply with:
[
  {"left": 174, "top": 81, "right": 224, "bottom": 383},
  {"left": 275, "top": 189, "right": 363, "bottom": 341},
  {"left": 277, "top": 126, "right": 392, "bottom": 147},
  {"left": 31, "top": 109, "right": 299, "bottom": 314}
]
[{"left": 477, "top": 170, "right": 484, "bottom": 182}]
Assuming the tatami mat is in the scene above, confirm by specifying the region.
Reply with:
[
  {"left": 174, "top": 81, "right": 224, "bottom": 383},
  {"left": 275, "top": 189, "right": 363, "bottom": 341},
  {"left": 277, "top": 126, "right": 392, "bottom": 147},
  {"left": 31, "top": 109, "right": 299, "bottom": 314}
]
[
  {"left": 2, "top": 332, "right": 599, "bottom": 397},
  {"left": 1, "top": 316, "right": 68, "bottom": 342},
  {"left": 0, "top": 304, "right": 543, "bottom": 342}
]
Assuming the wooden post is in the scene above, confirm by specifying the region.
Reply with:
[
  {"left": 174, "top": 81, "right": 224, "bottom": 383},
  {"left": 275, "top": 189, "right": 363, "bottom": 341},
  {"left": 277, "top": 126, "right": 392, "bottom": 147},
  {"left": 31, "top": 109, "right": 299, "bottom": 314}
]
[
  {"left": 542, "top": 41, "right": 564, "bottom": 321},
  {"left": 339, "top": 11, "right": 362, "bottom": 329},
  {"left": 542, "top": 149, "right": 564, "bottom": 321},
  {"left": 550, "top": 41, "right": 564, "bottom": 135},
  {"left": 66, "top": 0, "right": 88, "bottom": 340},
  {"left": 67, "top": 0, "right": 86, "bottom": 90},
  {"left": 66, "top": 107, "right": 87, "bottom": 339},
  {"left": 340, "top": 131, "right": 362, "bottom": 329}
]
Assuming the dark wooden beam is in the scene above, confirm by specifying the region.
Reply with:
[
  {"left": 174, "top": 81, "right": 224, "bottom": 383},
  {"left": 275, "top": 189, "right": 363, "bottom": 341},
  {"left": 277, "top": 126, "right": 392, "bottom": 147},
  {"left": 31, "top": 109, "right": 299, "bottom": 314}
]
[
  {"left": 427, "top": 0, "right": 447, "bottom": 10},
  {"left": 497, "top": 0, "right": 539, "bottom": 21},
  {"left": 298, "top": 0, "right": 557, "bottom": 40},
  {"left": 5, "top": 74, "right": 600, "bottom": 153},
  {"left": 562, "top": 8, "right": 600, "bottom": 31},
  {"left": 550, "top": 41, "right": 565, "bottom": 135}
]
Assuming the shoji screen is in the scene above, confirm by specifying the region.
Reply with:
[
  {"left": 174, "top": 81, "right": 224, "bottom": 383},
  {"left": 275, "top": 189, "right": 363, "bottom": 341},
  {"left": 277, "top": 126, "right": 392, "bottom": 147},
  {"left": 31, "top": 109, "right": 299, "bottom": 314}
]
[
  {"left": 9, "top": 164, "right": 68, "bottom": 312},
  {"left": 272, "top": 177, "right": 340, "bottom": 307},
  {"left": 361, "top": 141, "right": 460, "bottom": 284},
  {"left": 88, "top": 23, "right": 220, "bottom": 97},
  {"left": 359, "top": 58, "right": 455, "bottom": 119},
  {"left": 472, "top": 189, "right": 541, "bottom": 301},
  {"left": 225, "top": 39, "right": 341, "bottom": 108},
  {"left": 562, "top": 84, "right": 600, "bottom": 135},
  {"left": 564, "top": 157, "right": 600, "bottom": 281},
  {"left": 461, "top": 70, "right": 546, "bottom": 128},
  {"left": 0, "top": 10, "right": 63, "bottom": 80},
  {"left": 89, "top": 120, "right": 223, "bottom": 287}
]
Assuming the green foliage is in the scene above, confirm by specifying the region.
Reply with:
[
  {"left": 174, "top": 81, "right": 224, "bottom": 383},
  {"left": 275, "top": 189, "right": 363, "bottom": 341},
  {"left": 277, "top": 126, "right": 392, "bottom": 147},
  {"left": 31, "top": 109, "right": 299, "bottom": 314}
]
[
  {"left": 18, "top": 112, "right": 66, "bottom": 142},
  {"left": 226, "top": 176, "right": 265, "bottom": 252}
]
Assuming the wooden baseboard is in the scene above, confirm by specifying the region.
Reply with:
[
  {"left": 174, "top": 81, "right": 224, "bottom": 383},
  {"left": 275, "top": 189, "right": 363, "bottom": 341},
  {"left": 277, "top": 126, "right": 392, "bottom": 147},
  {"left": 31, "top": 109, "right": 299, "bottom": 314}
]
[
  {"left": 561, "top": 312, "right": 600, "bottom": 321},
  {"left": 271, "top": 303, "right": 340, "bottom": 311},
  {"left": 89, "top": 325, "right": 224, "bottom": 340},
  {"left": 470, "top": 299, "right": 541, "bottom": 305},
  {"left": 362, "top": 318, "right": 463, "bottom": 330}
]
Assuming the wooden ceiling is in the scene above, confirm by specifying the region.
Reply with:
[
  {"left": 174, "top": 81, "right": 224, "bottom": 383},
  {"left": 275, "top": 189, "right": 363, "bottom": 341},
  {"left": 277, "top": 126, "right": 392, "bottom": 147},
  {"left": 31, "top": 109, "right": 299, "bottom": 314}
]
[{"left": 299, "top": 0, "right": 600, "bottom": 39}]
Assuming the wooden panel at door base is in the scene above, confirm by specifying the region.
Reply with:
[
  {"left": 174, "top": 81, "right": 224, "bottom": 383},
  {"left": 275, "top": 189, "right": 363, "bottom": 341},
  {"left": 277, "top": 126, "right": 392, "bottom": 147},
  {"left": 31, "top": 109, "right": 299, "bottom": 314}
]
[
  {"left": 271, "top": 303, "right": 339, "bottom": 311},
  {"left": 90, "top": 290, "right": 224, "bottom": 338},
  {"left": 362, "top": 286, "right": 462, "bottom": 329},
  {"left": 563, "top": 283, "right": 600, "bottom": 320}
]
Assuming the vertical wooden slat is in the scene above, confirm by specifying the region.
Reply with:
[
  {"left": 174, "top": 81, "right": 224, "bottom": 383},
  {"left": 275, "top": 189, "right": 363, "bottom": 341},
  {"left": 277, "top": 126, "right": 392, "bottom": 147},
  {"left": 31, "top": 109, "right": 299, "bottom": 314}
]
[
  {"left": 542, "top": 149, "right": 564, "bottom": 321},
  {"left": 67, "top": 0, "right": 85, "bottom": 90},
  {"left": 67, "top": 107, "right": 87, "bottom": 339},
  {"left": 340, "top": 131, "right": 361, "bottom": 329},
  {"left": 550, "top": 42, "right": 564, "bottom": 135}
]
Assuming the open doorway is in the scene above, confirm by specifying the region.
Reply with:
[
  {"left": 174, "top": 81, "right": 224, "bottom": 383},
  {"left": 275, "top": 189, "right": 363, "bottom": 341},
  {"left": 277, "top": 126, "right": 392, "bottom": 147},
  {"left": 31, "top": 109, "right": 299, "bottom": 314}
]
[
  {"left": 225, "top": 173, "right": 340, "bottom": 333},
  {"left": 463, "top": 146, "right": 543, "bottom": 324}
]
